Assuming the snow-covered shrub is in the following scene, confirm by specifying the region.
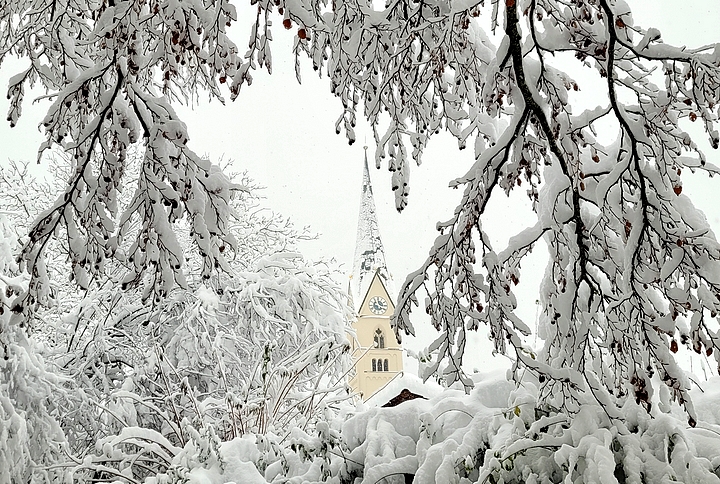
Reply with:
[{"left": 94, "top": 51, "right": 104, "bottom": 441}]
[
  {"left": 87, "top": 371, "right": 720, "bottom": 484},
  {"left": 0, "top": 214, "right": 66, "bottom": 483},
  {"left": 134, "top": 251, "right": 352, "bottom": 436},
  {"left": 0, "top": 157, "right": 354, "bottom": 481},
  {"left": 64, "top": 252, "right": 353, "bottom": 482},
  {"left": 327, "top": 372, "right": 720, "bottom": 484}
]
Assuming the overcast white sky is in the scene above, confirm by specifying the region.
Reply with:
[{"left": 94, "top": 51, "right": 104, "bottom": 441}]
[{"left": 0, "top": 1, "right": 718, "bottom": 374}]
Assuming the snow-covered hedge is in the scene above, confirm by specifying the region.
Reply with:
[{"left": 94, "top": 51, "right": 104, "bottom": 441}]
[{"left": 139, "top": 371, "right": 720, "bottom": 484}]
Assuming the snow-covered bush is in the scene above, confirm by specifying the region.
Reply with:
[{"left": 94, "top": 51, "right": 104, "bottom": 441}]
[
  {"left": 131, "top": 251, "right": 352, "bottom": 438},
  {"left": 335, "top": 373, "right": 720, "bottom": 484},
  {"left": 62, "top": 252, "right": 352, "bottom": 482},
  {"left": 91, "top": 371, "right": 720, "bottom": 484},
  {"left": 0, "top": 214, "right": 66, "bottom": 483},
  {"left": 0, "top": 157, "right": 354, "bottom": 482}
]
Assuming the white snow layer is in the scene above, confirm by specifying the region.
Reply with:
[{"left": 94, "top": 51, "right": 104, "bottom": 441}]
[
  {"left": 165, "top": 371, "right": 720, "bottom": 483},
  {"left": 182, "top": 436, "right": 266, "bottom": 484}
]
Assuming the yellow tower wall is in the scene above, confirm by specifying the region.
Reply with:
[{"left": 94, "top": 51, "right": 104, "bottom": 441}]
[{"left": 349, "top": 272, "right": 403, "bottom": 400}]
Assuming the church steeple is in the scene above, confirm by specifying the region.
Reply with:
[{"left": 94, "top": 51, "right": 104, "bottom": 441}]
[
  {"left": 349, "top": 147, "right": 402, "bottom": 401},
  {"left": 352, "top": 147, "right": 390, "bottom": 303}
]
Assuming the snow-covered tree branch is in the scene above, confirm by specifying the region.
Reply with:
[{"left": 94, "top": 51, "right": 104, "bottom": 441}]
[
  {"left": 365, "top": 0, "right": 720, "bottom": 424},
  {"left": 2, "top": 0, "right": 251, "bottom": 323}
]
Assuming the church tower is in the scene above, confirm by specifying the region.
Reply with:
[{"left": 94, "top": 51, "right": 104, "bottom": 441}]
[{"left": 349, "top": 148, "right": 403, "bottom": 400}]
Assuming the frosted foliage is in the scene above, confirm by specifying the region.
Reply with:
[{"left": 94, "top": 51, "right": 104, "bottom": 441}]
[
  {"left": 1, "top": 0, "right": 246, "bottom": 325},
  {"left": 4, "top": 0, "right": 720, "bottom": 425},
  {"left": 0, "top": 159, "right": 354, "bottom": 481},
  {"left": 63, "top": 251, "right": 354, "bottom": 482},
  {"left": 0, "top": 215, "right": 65, "bottom": 483},
  {"left": 153, "top": 252, "right": 352, "bottom": 434},
  {"left": 353, "top": 0, "right": 720, "bottom": 424},
  {"left": 4, "top": 0, "right": 720, "bottom": 480},
  {"left": 104, "top": 372, "right": 720, "bottom": 484}
]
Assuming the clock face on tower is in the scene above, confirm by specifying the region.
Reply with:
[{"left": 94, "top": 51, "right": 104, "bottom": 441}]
[{"left": 369, "top": 296, "right": 388, "bottom": 315}]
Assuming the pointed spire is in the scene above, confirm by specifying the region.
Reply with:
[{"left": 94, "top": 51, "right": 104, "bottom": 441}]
[{"left": 352, "top": 147, "right": 390, "bottom": 301}]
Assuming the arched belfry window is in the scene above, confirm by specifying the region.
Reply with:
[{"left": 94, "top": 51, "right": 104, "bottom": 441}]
[
  {"left": 374, "top": 329, "right": 385, "bottom": 349},
  {"left": 372, "top": 359, "right": 377, "bottom": 372},
  {"left": 383, "top": 359, "right": 389, "bottom": 372}
]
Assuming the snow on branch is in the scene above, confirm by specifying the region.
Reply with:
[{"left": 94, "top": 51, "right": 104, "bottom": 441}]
[
  {"left": 310, "top": 0, "right": 720, "bottom": 423},
  {"left": 1, "top": 0, "right": 252, "bottom": 324}
]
